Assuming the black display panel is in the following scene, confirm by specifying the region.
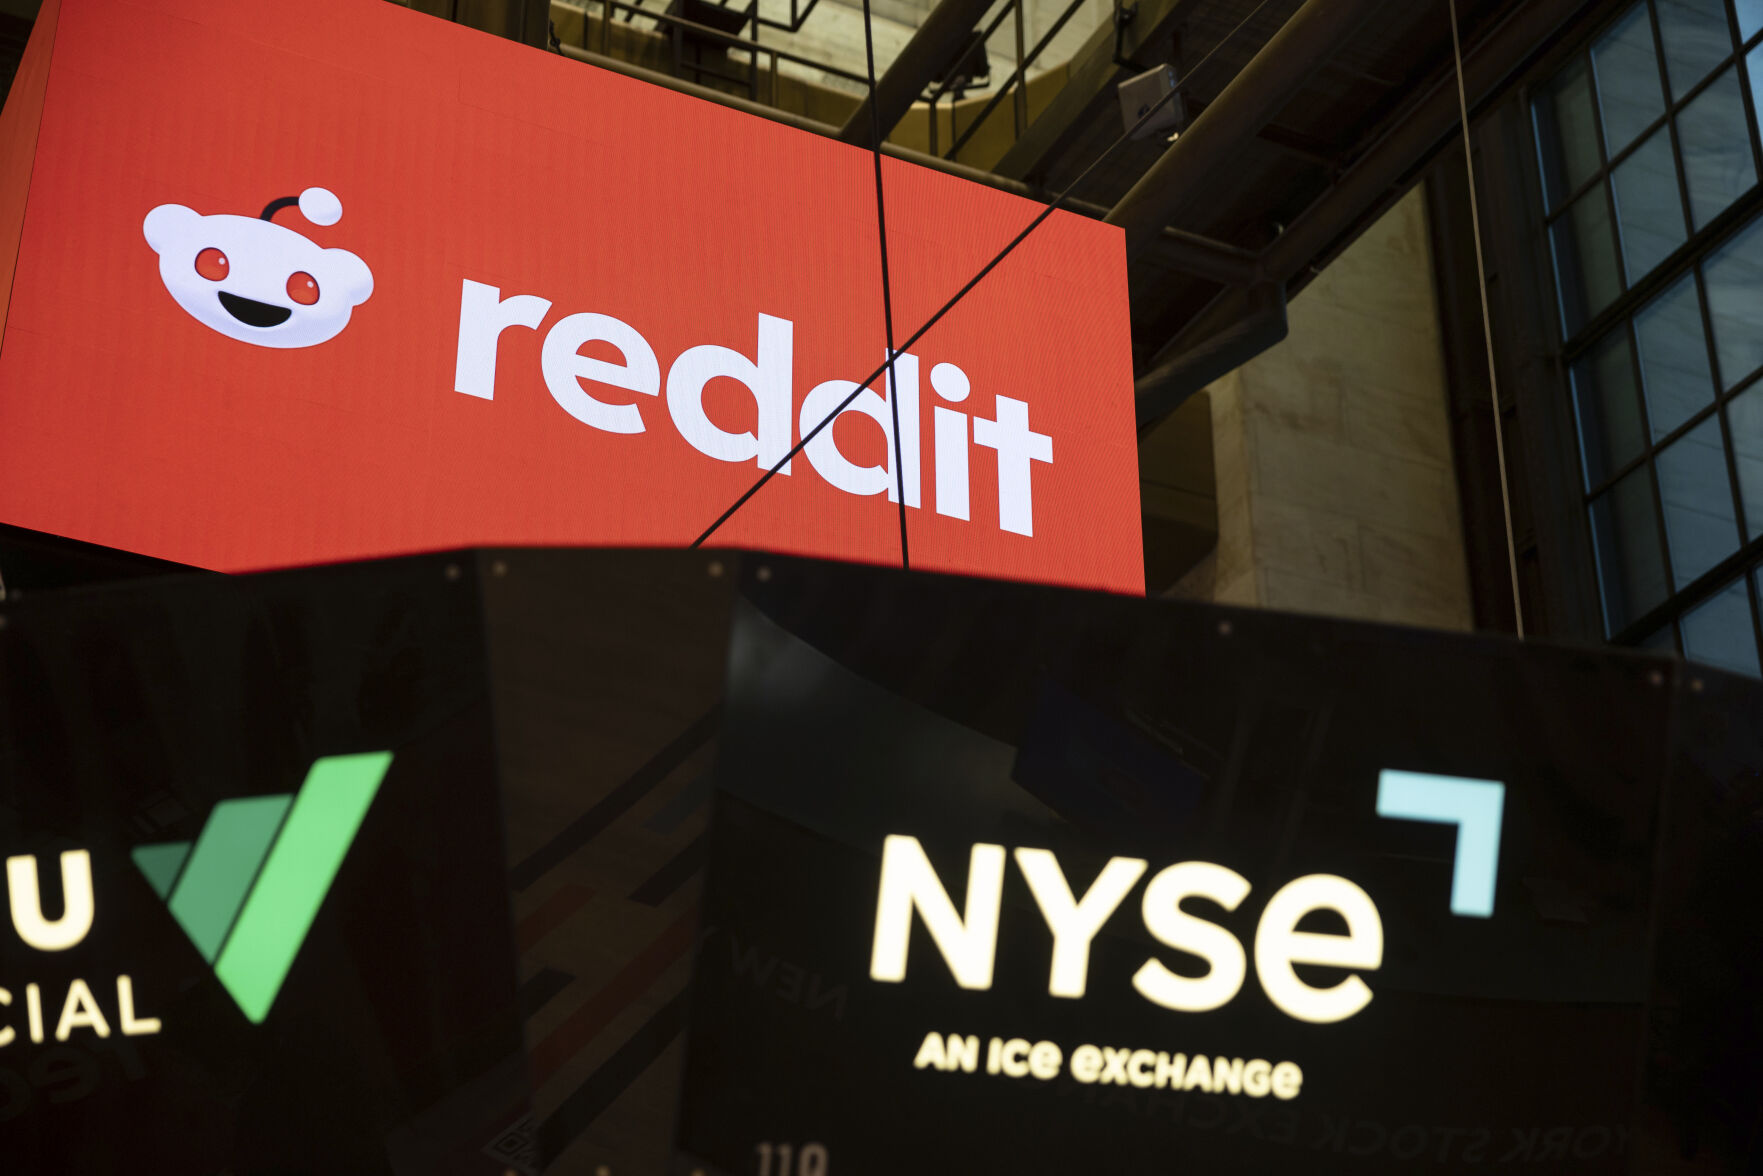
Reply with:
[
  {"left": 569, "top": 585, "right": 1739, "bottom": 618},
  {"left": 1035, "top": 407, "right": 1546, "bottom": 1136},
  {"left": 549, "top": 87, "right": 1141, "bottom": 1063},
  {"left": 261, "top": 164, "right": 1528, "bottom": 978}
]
[
  {"left": 1646, "top": 663, "right": 1763, "bottom": 1170},
  {"left": 677, "top": 556, "right": 1677, "bottom": 1175},
  {"left": 479, "top": 548, "right": 737, "bottom": 1174},
  {"left": 0, "top": 554, "right": 528, "bottom": 1173}
]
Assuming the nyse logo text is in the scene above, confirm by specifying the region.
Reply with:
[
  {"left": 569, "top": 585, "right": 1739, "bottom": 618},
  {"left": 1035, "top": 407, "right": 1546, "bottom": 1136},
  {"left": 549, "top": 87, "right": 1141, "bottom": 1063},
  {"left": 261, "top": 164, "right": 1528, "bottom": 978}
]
[{"left": 869, "top": 836, "right": 1384, "bottom": 1025}]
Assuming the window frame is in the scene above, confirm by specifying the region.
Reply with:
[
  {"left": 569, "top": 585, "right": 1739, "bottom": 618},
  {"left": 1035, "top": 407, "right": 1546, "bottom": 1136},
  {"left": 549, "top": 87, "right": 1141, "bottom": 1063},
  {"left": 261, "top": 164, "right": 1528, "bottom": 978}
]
[{"left": 1440, "top": 0, "right": 1763, "bottom": 674}]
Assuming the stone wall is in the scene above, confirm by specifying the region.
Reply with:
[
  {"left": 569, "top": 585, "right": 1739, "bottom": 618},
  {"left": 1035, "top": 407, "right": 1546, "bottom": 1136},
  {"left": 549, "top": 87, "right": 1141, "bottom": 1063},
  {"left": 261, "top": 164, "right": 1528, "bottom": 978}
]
[{"left": 1172, "top": 186, "right": 1475, "bottom": 632}]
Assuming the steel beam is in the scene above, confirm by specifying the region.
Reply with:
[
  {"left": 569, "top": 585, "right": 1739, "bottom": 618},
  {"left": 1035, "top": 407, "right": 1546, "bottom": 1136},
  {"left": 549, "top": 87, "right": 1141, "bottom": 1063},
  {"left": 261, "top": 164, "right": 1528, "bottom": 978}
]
[
  {"left": 1104, "top": 0, "right": 1382, "bottom": 259},
  {"left": 835, "top": 0, "right": 998, "bottom": 148}
]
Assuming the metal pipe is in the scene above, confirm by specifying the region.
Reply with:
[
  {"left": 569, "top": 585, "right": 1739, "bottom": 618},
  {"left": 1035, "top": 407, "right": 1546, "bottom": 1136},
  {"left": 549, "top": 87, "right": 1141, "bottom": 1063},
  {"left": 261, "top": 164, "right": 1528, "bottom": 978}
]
[
  {"left": 584, "top": 0, "right": 872, "bottom": 83},
  {"left": 836, "top": 0, "right": 998, "bottom": 148},
  {"left": 945, "top": 0, "right": 1091, "bottom": 163},
  {"left": 1264, "top": 0, "right": 1585, "bottom": 281},
  {"left": 752, "top": 0, "right": 825, "bottom": 35},
  {"left": 1013, "top": 0, "right": 1027, "bottom": 137},
  {"left": 559, "top": 43, "right": 1261, "bottom": 285},
  {"left": 1103, "top": 0, "right": 1382, "bottom": 259},
  {"left": 924, "top": 0, "right": 1016, "bottom": 109}
]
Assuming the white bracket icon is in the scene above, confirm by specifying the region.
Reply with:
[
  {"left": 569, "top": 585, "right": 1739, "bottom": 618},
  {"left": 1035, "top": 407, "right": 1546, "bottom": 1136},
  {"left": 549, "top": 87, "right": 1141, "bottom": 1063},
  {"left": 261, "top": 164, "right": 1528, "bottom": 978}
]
[{"left": 1376, "top": 769, "right": 1506, "bottom": 918}]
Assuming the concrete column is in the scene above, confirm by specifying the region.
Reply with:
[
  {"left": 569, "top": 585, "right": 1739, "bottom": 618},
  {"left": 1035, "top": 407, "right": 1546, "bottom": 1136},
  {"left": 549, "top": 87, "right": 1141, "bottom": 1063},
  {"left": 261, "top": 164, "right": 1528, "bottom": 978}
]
[{"left": 1171, "top": 186, "right": 1475, "bottom": 632}]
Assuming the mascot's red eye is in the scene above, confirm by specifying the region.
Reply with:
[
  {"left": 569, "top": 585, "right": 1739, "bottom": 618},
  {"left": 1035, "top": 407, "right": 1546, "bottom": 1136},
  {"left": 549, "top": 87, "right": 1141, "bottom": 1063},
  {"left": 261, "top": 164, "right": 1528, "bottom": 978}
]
[
  {"left": 194, "top": 248, "right": 228, "bottom": 281},
  {"left": 286, "top": 271, "right": 320, "bottom": 306}
]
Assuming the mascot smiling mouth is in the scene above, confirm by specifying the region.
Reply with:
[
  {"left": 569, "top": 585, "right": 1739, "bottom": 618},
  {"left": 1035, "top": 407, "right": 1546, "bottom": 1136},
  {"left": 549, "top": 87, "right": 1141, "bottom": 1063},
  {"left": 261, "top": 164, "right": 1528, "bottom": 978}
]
[{"left": 218, "top": 291, "right": 292, "bottom": 327}]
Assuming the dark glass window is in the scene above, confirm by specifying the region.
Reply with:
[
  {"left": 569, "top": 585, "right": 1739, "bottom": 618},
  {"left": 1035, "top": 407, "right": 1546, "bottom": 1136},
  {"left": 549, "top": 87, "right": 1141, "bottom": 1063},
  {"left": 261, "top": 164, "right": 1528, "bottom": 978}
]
[
  {"left": 1743, "top": 0, "right": 1763, "bottom": 40},
  {"left": 1591, "top": 466, "right": 1672, "bottom": 630},
  {"left": 1535, "top": 58, "right": 1604, "bottom": 208},
  {"left": 1658, "top": 0, "right": 1733, "bottom": 96},
  {"left": 1681, "top": 575, "right": 1762, "bottom": 673},
  {"left": 1706, "top": 215, "right": 1763, "bottom": 386},
  {"left": 1678, "top": 67, "right": 1756, "bottom": 226},
  {"left": 1634, "top": 275, "right": 1716, "bottom": 437},
  {"left": 1656, "top": 415, "right": 1741, "bottom": 585},
  {"left": 1574, "top": 330, "right": 1648, "bottom": 485},
  {"left": 1730, "top": 381, "right": 1763, "bottom": 533},
  {"left": 1533, "top": 0, "right": 1763, "bottom": 676},
  {"left": 1552, "top": 188, "right": 1625, "bottom": 333},
  {"left": 1612, "top": 128, "right": 1687, "bottom": 279},
  {"left": 1593, "top": 6, "right": 1668, "bottom": 152}
]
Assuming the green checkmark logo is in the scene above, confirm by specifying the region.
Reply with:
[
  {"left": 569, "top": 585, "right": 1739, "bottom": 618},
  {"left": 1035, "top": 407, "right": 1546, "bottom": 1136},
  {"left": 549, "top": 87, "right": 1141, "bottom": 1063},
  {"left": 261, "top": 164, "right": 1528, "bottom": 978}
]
[{"left": 131, "top": 752, "right": 392, "bottom": 1023}]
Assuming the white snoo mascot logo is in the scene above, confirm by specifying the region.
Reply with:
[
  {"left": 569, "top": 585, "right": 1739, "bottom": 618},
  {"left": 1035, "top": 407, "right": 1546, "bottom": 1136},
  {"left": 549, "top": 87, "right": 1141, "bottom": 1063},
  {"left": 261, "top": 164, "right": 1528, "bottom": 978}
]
[{"left": 143, "top": 187, "right": 372, "bottom": 348}]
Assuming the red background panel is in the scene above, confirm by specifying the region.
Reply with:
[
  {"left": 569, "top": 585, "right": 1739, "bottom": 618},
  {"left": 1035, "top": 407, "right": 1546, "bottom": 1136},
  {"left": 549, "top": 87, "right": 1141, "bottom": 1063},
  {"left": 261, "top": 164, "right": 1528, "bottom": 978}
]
[
  {"left": 0, "top": 0, "right": 1143, "bottom": 593},
  {"left": 0, "top": 0, "right": 58, "bottom": 334}
]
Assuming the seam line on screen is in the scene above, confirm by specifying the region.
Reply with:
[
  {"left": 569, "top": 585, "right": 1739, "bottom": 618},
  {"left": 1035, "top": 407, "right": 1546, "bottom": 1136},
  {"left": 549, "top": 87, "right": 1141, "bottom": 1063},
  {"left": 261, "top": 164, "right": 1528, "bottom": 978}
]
[
  {"left": 861, "top": 0, "right": 910, "bottom": 571},
  {"left": 687, "top": 0, "right": 1276, "bottom": 549},
  {"left": 0, "top": 0, "right": 65, "bottom": 375}
]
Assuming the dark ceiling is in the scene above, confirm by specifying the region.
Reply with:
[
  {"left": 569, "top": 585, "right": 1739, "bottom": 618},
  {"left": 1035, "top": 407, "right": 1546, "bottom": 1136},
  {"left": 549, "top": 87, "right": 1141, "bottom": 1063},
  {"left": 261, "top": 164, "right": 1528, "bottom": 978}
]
[{"left": 1003, "top": 0, "right": 1573, "bottom": 368}]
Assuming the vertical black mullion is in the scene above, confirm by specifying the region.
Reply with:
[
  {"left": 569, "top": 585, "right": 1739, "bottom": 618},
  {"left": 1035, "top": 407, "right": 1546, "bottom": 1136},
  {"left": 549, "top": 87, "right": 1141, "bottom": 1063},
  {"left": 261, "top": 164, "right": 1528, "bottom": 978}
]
[
  {"left": 1690, "top": 253, "right": 1724, "bottom": 402},
  {"left": 1504, "top": 77, "right": 1585, "bottom": 639},
  {"left": 1543, "top": 49, "right": 1595, "bottom": 334},
  {"left": 1646, "top": 0, "right": 1697, "bottom": 261},
  {"left": 1729, "top": 0, "right": 1763, "bottom": 177},
  {"left": 1707, "top": 291, "right": 1750, "bottom": 559},
  {"left": 1687, "top": 255, "right": 1753, "bottom": 650},
  {"left": 1584, "top": 38, "right": 1620, "bottom": 299},
  {"left": 1626, "top": 0, "right": 1678, "bottom": 619},
  {"left": 1625, "top": 316, "right": 1678, "bottom": 621},
  {"left": 1598, "top": 182, "right": 1624, "bottom": 327},
  {"left": 1712, "top": 394, "right": 1750, "bottom": 594},
  {"left": 1545, "top": 214, "right": 1570, "bottom": 335},
  {"left": 1749, "top": 565, "right": 1763, "bottom": 674},
  {"left": 1706, "top": 0, "right": 1754, "bottom": 606},
  {"left": 1535, "top": 45, "right": 1616, "bottom": 631},
  {"left": 1585, "top": 46, "right": 1630, "bottom": 351},
  {"left": 1620, "top": 19, "right": 1668, "bottom": 445},
  {"left": 1576, "top": 34, "right": 1621, "bottom": 405},
  {"left": 1662, "top": 106, "right": 1697, "bottom": 260},
  {"left": 1589, "top": 13, "right": 1674, "bottom": 631},
  {"left": 1583, "top": 21, "right": 1609, "bottom": 163}
]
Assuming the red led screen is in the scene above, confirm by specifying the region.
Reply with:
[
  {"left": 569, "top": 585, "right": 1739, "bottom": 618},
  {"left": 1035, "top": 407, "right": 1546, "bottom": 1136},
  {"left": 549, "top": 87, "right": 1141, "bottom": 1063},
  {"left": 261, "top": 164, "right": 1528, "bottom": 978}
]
[{"left": 0, "top": 0, "right": 1142, "bottom": 591}]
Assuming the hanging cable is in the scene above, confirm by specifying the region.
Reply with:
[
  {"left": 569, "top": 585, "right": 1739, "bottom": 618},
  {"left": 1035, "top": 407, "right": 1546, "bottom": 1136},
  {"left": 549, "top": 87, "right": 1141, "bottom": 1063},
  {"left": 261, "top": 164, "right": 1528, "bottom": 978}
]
[
  {"left": 861, "top": 0, "right": 910, "bottom": 569},
  {"left": 690, "top": 0, "right": 1281, "bottom": 548},
  {"left": 1448, "top": 0, "right": 1526, "bottom": 639}
]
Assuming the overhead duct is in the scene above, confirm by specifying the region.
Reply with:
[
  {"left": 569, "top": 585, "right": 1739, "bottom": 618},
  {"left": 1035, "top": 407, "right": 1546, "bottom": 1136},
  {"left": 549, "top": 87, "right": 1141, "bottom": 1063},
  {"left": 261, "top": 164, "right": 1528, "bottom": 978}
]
[
  {"left": 836, "top": 0, "right": 998, "bottom": 149},
  {"left": 1125, "top": 0, "right": 1586, "bottom": 426},
  {"left": 1104, "top": 0, "right": 1384, "bottom": 260},
  {"left": 1133, "top": 281, "right": 1286, "bottom": 426}
]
